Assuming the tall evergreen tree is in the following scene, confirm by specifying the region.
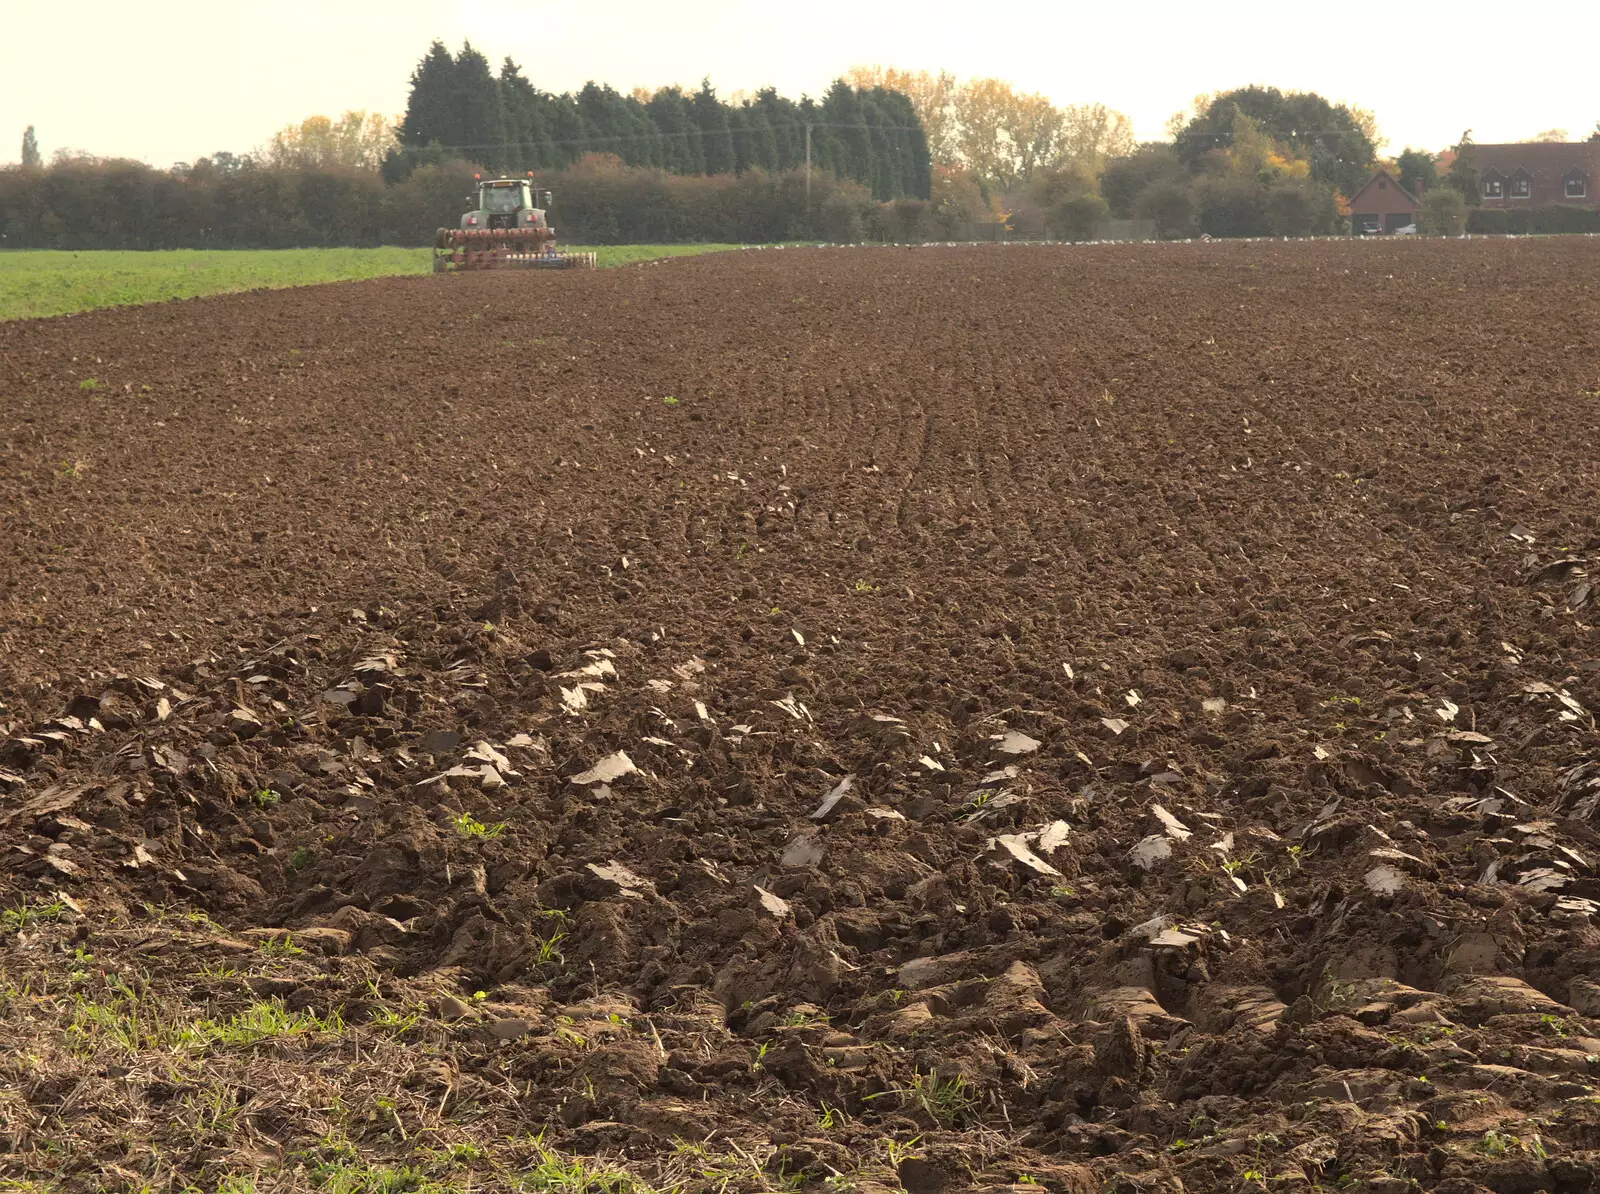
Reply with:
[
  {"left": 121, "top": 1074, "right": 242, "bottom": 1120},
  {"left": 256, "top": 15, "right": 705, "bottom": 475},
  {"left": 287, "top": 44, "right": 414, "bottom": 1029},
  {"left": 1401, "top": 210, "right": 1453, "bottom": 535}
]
[
  {"left": 858, "top": 91, "right": 893, "bottom": 198},
  {"left": 498, "top": 59, "right": 559, "bottom": 172},
  {"left": 1448, "top": 130, "right": 1480, "bottom": 206},
  {"left": 873, "top": 88, "right": 932, "bottom": 199},
  {"left": 395, "top": 42, "right": 458, "bottom": 152},
  {"left": 820, "top": 82, "right": 867, "bottom": 183},
  {"left": 576, "top": 83, "right": 619, "bottom": 156},
  {"left": 386, "top": 41, "right": 504, "bottom": 176},
  {"left": 798, "top": 97, "right": 825, "bottom": 175},
  {"left": 728, "top": 107, "right": 752, "bottom": 174},
  {"left": 625, "top": 93, "right": 663, "bottom": 168},
  {"left": 386, "top": 41, "right": 930, "bottom": 195},
  {"left": 647, "top": 88, "right": 702, "bottom": 174},
  {"left": 539, "top": 93, "right": 586, "bottom": 168},
  {"left": 21, "top": 126, "right": 41, "bottom": 169},
  {"left": 756, "top": 89, "right": 802, "bottom": 170},
  {"left": 740, "top": 99, "right": 779, "bottom": 173},
  {"left": 691, "top": 79, "right": 733, "bottom": 175},
  {"left": 575, "top": 83, "right": 656, "bottom": 165},
  {"left": 452, "top": 43, "right": 505, "bottom": 170}
]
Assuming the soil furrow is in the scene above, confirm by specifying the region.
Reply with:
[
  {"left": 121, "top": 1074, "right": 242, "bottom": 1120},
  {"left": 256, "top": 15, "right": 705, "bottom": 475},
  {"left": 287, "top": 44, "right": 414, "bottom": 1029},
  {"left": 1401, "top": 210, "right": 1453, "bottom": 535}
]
[{"left": 1, "top": 241, "right": 1598, "bottom": 1194}]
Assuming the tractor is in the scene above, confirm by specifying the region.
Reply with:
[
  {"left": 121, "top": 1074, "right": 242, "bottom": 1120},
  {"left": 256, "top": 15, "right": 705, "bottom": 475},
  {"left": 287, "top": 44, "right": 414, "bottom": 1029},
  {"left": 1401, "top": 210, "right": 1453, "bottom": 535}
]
[{"left": 433, "top": 173, "right": 596, "bottom": 271}]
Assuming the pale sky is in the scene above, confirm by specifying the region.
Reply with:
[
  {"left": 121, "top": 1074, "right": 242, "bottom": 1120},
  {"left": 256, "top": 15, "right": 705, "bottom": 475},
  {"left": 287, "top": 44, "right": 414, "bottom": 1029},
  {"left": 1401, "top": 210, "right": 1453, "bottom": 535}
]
[{"left": 5, "top": 0, "right": 1597, "bottom": 168}]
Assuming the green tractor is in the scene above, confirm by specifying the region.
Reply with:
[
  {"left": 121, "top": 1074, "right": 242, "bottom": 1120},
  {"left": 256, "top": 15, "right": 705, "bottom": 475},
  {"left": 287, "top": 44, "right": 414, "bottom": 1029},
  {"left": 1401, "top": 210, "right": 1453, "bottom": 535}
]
[{"left": 433, "top": 173, "right": 596, "bottom": 272}]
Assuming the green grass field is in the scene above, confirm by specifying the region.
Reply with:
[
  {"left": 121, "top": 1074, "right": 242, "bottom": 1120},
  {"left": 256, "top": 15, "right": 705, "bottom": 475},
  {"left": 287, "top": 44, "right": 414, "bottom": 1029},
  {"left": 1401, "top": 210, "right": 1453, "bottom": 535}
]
[{"left": 0, "top": 244, "right": 745, "bottom": 321}]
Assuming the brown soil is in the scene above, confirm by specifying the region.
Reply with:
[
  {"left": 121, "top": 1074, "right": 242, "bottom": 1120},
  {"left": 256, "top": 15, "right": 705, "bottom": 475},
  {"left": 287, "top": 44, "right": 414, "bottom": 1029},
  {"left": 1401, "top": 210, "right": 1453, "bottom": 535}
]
[{"left": 2, "top": 240, "right": 1599, "bottom": 1194}]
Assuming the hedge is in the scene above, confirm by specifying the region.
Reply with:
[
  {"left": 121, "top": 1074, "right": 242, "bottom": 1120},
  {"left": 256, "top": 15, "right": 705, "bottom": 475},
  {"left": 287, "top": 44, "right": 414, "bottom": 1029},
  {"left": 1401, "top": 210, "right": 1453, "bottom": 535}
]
[{"left": 1467, "top": 205, "right": 1600, "bottom": 235}]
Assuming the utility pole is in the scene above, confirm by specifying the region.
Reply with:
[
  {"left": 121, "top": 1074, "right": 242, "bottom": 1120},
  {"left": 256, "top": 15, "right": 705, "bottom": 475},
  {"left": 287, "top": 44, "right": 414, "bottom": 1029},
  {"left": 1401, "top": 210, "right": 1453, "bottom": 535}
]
[{"left": 805, "top": 122, "right": 812, "bottom": 206}]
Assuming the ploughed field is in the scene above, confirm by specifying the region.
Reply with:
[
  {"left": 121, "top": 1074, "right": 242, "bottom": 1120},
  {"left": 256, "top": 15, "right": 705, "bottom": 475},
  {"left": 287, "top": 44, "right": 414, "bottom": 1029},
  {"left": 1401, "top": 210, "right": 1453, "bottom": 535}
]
[{"left": 1, "top": 241, "right": 1599, "bottom": 1194}]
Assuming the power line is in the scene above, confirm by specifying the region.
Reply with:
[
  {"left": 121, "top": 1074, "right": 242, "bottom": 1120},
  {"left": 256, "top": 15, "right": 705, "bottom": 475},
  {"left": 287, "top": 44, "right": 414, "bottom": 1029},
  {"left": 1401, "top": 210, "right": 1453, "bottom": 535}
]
[{"left": 1181, "top": 129, "right": 1367, "bottom": 146}]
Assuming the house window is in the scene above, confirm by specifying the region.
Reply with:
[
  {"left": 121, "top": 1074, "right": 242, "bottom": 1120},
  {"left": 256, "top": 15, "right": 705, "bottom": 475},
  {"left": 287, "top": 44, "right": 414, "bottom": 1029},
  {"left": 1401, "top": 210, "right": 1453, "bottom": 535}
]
[
  {"left": 1569, "top": 174, "right": 1589, "bottom": 199},
  {"left": 1511, "top": 176, "right": 1531, "bottom": 198},
  {"left": 1483, "top": 178, "right": 1504, "bottom": 198}
]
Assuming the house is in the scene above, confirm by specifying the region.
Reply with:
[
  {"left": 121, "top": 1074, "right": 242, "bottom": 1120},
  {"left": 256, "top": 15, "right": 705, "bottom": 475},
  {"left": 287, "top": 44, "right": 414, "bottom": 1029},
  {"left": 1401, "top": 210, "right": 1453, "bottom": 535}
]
[
  {"left": 1472, "top": 142, "right": 1600, "bottom": 209},
  {"left": 1348, "top": 169, "right": 1421, "bottom": 234}
]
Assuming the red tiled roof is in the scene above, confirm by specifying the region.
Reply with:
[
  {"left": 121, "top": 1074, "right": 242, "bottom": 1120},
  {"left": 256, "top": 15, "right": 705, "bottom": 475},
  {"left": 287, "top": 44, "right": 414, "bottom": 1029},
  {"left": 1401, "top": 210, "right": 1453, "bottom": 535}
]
[
  {"left": 1348, "top": 168, "right": 1421, "bottom": 215},
  {"left": 1470, "top": 142, "right": 1600, "bottom": 207}
]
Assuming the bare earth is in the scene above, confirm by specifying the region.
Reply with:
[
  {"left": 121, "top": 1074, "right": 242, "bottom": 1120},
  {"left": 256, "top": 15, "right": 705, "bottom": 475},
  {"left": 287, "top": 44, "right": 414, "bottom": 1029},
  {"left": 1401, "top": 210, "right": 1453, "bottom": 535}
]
[{"left": 1, "top": 241, "right": 1599, "bottom": 1194}]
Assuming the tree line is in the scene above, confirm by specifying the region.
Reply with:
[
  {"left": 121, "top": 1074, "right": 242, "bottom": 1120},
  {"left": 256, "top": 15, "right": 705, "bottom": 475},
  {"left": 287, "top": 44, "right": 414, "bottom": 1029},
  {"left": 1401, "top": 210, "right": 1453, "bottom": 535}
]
[
  {"left": 11, "top": 53, "right": 1599, "bottom": 250},
  {"left": 0, "top": 38, "right": 939, "bottom": 251},
  {"left": 0, "top": 83, "right": 1370, "bottom": 248},
  {"left": 842, "top": 67, "right": 1136, "bottom": 190},
  {"left": 0, "top": 154, "right": 964, "bottom": 250},
  {"left": 385, "top": 42, "right": 931, "bottom": 201},
  {"left": 923, "top": 84, "right": 1381, "bottom": 240},
  {"left": 1084, "top": 87, "right": 1372, "bottom": 239}
]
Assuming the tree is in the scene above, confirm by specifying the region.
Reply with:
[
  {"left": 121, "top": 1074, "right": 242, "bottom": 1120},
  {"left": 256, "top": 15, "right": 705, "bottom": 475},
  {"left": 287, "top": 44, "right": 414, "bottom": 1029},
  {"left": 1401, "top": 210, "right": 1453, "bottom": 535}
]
[
  {"left": 1002, "top": 91, "right": 1063, "bottom": 183},
  {"left": 21, "top": 126, "right": 41, "bottom": 169},
  {"left": 498, "top": 60, "right": 559, "bottom": 171},
  {"left": 738, "top": 98, "right": 779, "bottom": 173},
  {"left": 1592, "top": 122, "right": 1600, "bottom": 143},
  {"left": 926, "top": 164, "right": 991, "bottom": 236},
  {"left": 646, "top": 87, "right": 702, "bottom": 174},
  {"left": 1166, "top": 93, "right": 1216, "bottom": 140},
  {"left": 856, "top": 67, "right": 1133, "bottom": 190},
  {"left": 754, "top": 89, "right": 802, "bottom": 171},
  {"left": 1347, "top": 106, "right": 1384, "bottom": 153},
  {"left": 1058, "top": 103, "right": 1134, "bottom": 174},
  {"left": 1102, "top": 145, "right": 1185, "bottom": 218},
  {"left": 951, "top": 78, "right": 1017, "bottom": 185},
  {"left": 1526, "top": 128, "right": 1569, "bottom": 143},
  {"left": 384, "top": 42, "right": 928, "bottom": 196},
  {"left": 1174, "top": 86, "right": 1375, "bottom": 196},
  {"left": 452, "top": 43, "right": 505, "bottom": 170},
  {"left": 1193, "top": 176, "right": 1271, "bottom": 237},
  {"left": 691, "top": 79, "right": 734, "bottom": 175},
  {"left": 819, "top": 185, "right": 871, "bottom": 241},
  {"left": 538, "top": 90, "right": 588, "bottom": 171},
  {"left": 394, "top": 42, "right": 458, "bottom": 156},
  {"left": 1447, "top": 130, "right": 1479, "bottom": 205},
  {"left": 844, "top": 66, "right": 958, "bottom": 166},
  {"left": 1265, "top": 180, "right": 1336, "bottom": 236},
  {"left": 1015, "top": 162, "right": 1096, "bottom": 232},
  {"left": 576, "top": 82, "right": 657, "bottom": 166},
  {"left": 1395, "top": 148, "right": 1437, "bottom": 197},
  {"left": 818, "top": 81, "right": 871, "bottom": 190},
  {"left": 1136, "top": 181, "right": 1195, "bottom": 238},
  {"left": 1418, "top": 189, "right": 1467, "bottom": 236},
  {"left": 267, "top": 112, "right": 396, "bottom": 171},
  {"left": 1218, "top": 110, "right": 1308, "bottom": 182},
  {"left": 1050, "top": 193, "right": 1108, "bottom": 241},
  {"left": 871, "top": 88, "right": 931, "bottom": 199},
  {"left": 389, "top": 41, "right": 503, "bottom": 177}
]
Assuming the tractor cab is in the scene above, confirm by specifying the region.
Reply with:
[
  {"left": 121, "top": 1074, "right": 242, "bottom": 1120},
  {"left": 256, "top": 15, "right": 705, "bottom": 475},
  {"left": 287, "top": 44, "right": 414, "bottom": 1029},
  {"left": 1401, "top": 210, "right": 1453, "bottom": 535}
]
[{"left": 462, "top": 175, "right": 552, "bottom": 232}]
